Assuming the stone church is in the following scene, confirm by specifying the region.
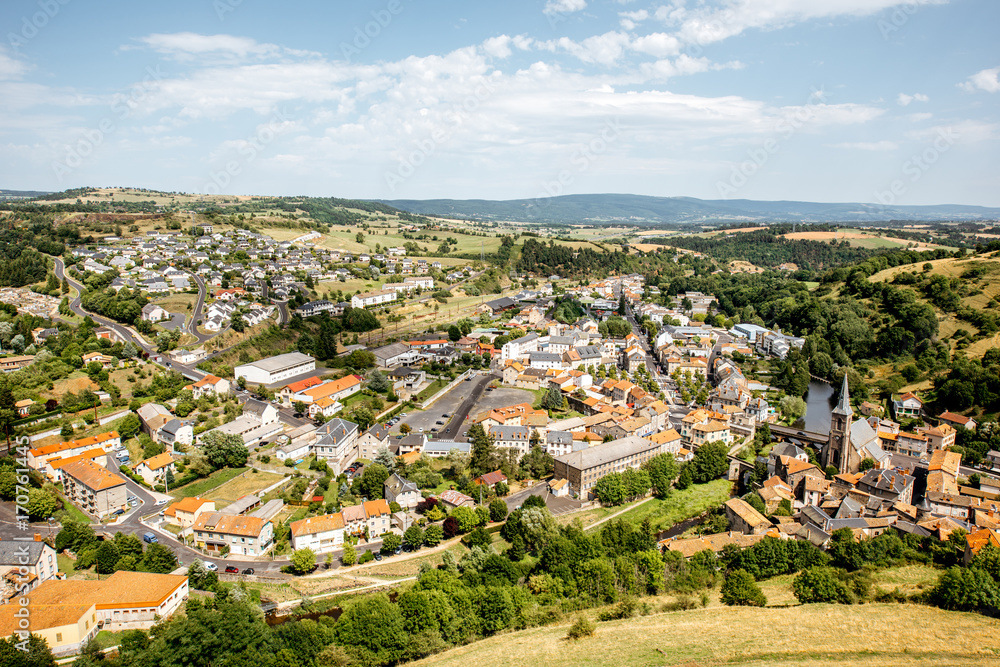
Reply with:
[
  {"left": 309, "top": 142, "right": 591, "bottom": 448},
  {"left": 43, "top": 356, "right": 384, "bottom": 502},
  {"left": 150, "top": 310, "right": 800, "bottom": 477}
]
[{"left": 821, "top": 374, "right": 891, "bottom": 474}]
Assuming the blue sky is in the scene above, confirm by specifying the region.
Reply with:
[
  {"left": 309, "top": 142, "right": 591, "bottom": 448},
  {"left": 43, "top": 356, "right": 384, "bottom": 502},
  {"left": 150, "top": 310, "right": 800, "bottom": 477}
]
[{"left": 1, "top": 0, "right": 998, "bottom": 204}]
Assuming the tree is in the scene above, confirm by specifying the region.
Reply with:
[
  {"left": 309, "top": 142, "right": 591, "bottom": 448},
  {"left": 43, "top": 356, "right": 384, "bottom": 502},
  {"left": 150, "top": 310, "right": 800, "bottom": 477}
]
[
  {"left": 644, "top": 453, "right": 679, "bottom": 499},
  {"left": 26, "top": 489, "right": 57, "bottom": 521},
  {"left": 468, "top": 423, "right": 497, "bottom": 477},
  {"left": 118, "top": 413, "right": 141, "bottom": 439},
  {"left": 0, "top": 634, "right": 56, "bottom": 667},
  {"left": 95, "top": 540, "right": 120, "bottom": 574},
  {"left": 141, "top": 543, "right": 178, "bottom": 573},
  {"left": 792, "top": 566, "right": 853, "bottom": 604},
  {"left": 542, "top": 386, "right": 564, "bottom": 411},
  {"left": 689, "top": 441, "right": 729, "bottom": 483},
  {"left": 341, "top": 542, "right": 357, "bottom": 566},
  {"left": 290, "top": 548, "right": 316, "bottom": 575},
  {"left": 448, "top": 324, "right": 461, "bottom": 342},
  {"left": 676, "top": 464, "right": 693, "bottom": 490},
  {"left": 380, "top": 532, "right": 402, "bottom": 555},
  {"left": 334, "top": 593, "right": 406, "bottom": 665},
  {"left": 450, "top": 506, "right": 478, "bottom": 533},
  {"left": 593, "top": 472, "right": 626, "bottom": 506},
  {"left": 932, "top": 566, "right": 999, "bottom": 611},
  {"left": 400, "top": 423, "right": 412, "bottom": 435},
  {"left": 720, "top": 569, "right": 767, "bottom": 607},
  {"left": 373, "top": 447, "right": 396, "bottom": 472},
  {"left": 357, "top": 463, "right": 390, "bottom": 500},
  {"left": 859, "top": 457, "right": 876, "bottom": 472},
  {"left": 489, "top": 498, "right": 509, "bottom": 522},
  {"left": 367, "top": 369, "right": 390, "bottom": 393},
  {"left": 200, "top": 430, "right": 248, "bottom": 469},
  {"left": 402, "top": 525, "right": 424, "bottom": 550},
  {"left": 423, "top": 523, "right": 444, "bottom": 547},
  {"left": 779, "top": 395, "right": 807, "bottom": 422}
]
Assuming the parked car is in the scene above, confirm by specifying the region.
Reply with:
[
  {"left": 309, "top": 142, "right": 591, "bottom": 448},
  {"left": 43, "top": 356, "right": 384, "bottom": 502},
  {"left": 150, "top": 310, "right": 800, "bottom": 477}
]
[
  {"left": 435, "top": 420, "right": 445, "bottom": 425},
  {"left": 204, "top": 562, "right": 218, "bottom": 572},
  {"left": 113, "top": 508, "right": 125, "bottom": 516},
  {"left": 155, "top": 499, "right": 168, "bottom": 506},
  {"left": 129, "top": 500, "right": 138, "bottom": 508},
  {"left": 142, "top": 532, "right": 158, "bottom": 544},
  {"left": 225, "top": 566, "right": 240, "bottom": 574},
  {"left": 374, "top": 552, "right": 383, "bottom": 561},
  {"left": 243, "top": 568, "right": 255, "bottom": 576}
]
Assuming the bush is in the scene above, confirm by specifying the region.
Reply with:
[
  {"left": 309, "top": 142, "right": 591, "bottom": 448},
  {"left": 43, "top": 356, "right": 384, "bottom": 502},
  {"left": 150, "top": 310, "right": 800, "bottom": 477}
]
[
  {"left": 566, "top": 615, "right": 595, "bottom": 640},
  {"left": 719, "top": 569, "right": 767, "bottom": 607},
  {"left": 599, "top": 596, "right": 638, "bottom": 621},
  {"left": 358, "top": 551, "right": 374, "bottom": 564},
  {"left": 793, "top": 567, "right": 854, "bottom": 604}
]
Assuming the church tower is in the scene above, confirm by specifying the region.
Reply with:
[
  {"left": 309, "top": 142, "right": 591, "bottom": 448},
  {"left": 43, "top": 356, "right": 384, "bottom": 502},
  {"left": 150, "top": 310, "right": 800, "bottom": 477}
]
[{"left": 823, "top": 373, "right": 853, "bottom": 473}]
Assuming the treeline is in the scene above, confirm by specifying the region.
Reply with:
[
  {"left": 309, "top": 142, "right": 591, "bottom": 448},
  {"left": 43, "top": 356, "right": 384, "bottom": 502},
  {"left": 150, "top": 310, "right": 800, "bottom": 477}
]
[
  {"left": 647, "top": 229, "right": 877, "bottom": 270},
  {"left": 80, "top": 286, "right": 148, "bottom": 325},
  {"left": 0, "top": 215, "right": 80, "bottom": 287},
  {"left": 517, "top": 237, "right": 636, "bottom": 277}
]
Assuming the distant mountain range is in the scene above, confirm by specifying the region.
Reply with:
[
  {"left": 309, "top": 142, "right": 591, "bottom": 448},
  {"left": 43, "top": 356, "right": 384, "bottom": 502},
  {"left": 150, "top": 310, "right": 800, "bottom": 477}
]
[
  {"left": 378, "top": 194, "right": 1000, "bottom": 224},
  {"left": 0, "top": 189, "right": 53, "bottom": 200}
]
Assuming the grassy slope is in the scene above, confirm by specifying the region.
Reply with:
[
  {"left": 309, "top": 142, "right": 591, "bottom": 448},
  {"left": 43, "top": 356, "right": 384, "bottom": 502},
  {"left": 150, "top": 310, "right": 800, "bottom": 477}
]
[{"left": 411, "top": 601, "right": 999, "bottom": 667}]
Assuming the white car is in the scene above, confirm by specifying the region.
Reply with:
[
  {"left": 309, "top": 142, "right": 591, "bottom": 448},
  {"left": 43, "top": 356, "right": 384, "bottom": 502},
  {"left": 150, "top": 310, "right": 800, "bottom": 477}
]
[
  {"left": 204, "top": 562, "right": 218, "bottom": 572},
  {"left": 155, "top": 499, "right": 168, "bottom": 506}
]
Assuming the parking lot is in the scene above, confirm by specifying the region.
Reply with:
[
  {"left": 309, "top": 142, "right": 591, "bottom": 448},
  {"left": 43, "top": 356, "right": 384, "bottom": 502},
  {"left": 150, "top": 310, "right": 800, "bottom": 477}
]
[{"left": 392, "top": 384, "right": 466, "bottom": 437}]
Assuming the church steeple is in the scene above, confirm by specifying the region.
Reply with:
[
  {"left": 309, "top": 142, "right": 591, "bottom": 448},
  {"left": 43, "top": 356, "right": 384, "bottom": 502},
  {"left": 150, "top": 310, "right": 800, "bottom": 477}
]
[{"left": 833, "top": 373, "right": 853, "bottom": 418}]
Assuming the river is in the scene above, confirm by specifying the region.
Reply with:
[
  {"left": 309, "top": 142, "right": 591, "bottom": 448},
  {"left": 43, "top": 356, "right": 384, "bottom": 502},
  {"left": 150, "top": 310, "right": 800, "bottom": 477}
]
[{"left": 797, "top": 379, "right": 836, "bottom": 434}]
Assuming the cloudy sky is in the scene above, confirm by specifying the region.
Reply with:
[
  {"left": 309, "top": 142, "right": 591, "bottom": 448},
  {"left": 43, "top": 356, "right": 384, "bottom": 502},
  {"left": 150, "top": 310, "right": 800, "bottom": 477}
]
[{"left": 1, "top": 0, "right": 998, "bottom": 204}]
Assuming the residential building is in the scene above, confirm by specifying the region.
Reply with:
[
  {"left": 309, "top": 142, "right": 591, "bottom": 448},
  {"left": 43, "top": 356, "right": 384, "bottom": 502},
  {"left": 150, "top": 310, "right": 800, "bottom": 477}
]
[
  {"left": 61, "top": 459, "right": 127, "bottom": 518},
  {"left": 27, "top": 431, "right": 121, "bottom": 471},
  {"left": 384, "top": 473, "right": 421, "bottom": 509},
  {"left": 234, "top": 352, "right": 316, "bottom": 386},
  {"left": 290, "top": 513, "right": 345, "bottom": 554},
  {"left": 489, "top": 424, "right": 531, "bottom": 459},
  {"left": 136, "top": 403, "right": 173, "bottom": 438},
  {"left": 439, "top": 489, "right": 475, "bottom": 510},
  {"left": 163, "top": 497, "right": 216, "bottom": 528},
  {"left": 893, "top": 392, "right": 924, "bottom": 419},
  {"left": 192, "top": 512, "right": 274, "bottom": 556},
  {"left": 183, "top": 374, "right": 230, "bottom": 399},
  {"left": 554, "top": 436, "right": 664, "bottom": 496},
  {"left": 141, "top": 304, "right": 169, "bottom": 322},
  {"left": 351, "top": 289, "right": 396, "bottom": 309},
  {"left": 314, "top": 418, "right": 359, "bottom": 474},
  {"left": 937, "top": 411, "right": 977, "bottom": 431},
  {"left": 724, "top": 498, "right": 772, "bottom": 535},
  {"left": 363, "top": 499, "right": 392, "bottom": 536},
  {"left": 0, "top": 571, "right": 188, "bottom": 657},
  {"left": 0, "top": 355, "right": 34, "bottom": 372},
  {"left": 357, "top": 423, "right": 391, "bottom": 460},
  {"left": 156, "top": 419, "right": 193, "bottom": 449},
  {"left": 135, "top": 452, "right": 176, "bottom": 486},
  {"left": 0, "top": 540, "right": 58, "bottom": 591}
]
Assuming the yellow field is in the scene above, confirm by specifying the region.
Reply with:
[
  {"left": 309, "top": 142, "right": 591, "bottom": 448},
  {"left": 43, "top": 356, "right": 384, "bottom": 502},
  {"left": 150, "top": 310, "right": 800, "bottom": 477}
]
[
  {"left": 412, "top": 602, "right": 1000, "bottom": 667},
  {"left": 209, "top": 470, "right": 286, "bottom": 503},
  {"left": 781, "top": 230, "right": 950, "bottom": 251}
]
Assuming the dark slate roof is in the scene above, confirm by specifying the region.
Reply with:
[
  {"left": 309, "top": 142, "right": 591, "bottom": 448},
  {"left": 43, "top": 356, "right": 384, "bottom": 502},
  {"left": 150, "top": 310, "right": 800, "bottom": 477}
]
[{"left": 0, "top": 541, "right": 52, "bottom": 565}]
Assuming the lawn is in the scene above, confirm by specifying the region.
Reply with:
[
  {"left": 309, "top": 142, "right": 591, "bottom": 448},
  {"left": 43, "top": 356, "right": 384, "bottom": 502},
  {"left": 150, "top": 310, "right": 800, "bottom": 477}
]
[
  {"left": 411, "top": 599, "right": 1000, "bottom": 667},
  {"left": 55, "top": 497, "right": 93, "bottom": 526},
  {"left": 152, "top": 292, "right": 199, "bottom": 314},
  {"left": 356, "top": 542, "right": 468, "bottom": 579},
  {"left": 170, "top": 467, "right": 248, "bottom": 500},
  {"left": 414, "top": 379, "right": 448, "bottom": 403},
  {"left": 606, "top": 478, "right": 733, "bottom": 532},
  {"left": 210, "top": 470, "right": 286, "bottom": 503}
]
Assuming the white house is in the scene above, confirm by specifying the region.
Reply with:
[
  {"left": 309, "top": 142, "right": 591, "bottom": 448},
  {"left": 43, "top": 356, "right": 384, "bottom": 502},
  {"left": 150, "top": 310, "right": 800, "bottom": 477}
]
[
  {"left": 290, "top": 513, "right": 345, "bottom": 554},
  {"left": 351, "top": 289, "right": 396, "bottom": 309},
  {"left": 141, "top": 304, "right": 169, "bottom": 322},
  {"left": 384, "top": 473, "right": 421, "bottom": 509}
]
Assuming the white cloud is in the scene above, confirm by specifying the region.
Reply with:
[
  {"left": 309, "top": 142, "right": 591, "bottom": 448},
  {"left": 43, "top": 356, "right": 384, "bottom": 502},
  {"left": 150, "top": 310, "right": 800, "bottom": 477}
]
[
  {"left": 656, "top": 0, "right": 950, "bottom": 47},
  {"left": 958, "top": 66, "right": 1000, "bottom": 93},
  {"left": 131, "top": 33, "right": 318, "bottom": 63},
  {"left": 619, "top": 9, "right": 649, "bottom": 30},
  {"left": 830, "top": 140, "right": 898, "bottom": 151},
  {"left": 538, "top": 31, "right": 633, "bottom": 66},
  {"left": 897, "top": 92, "right": 929, "bottom": 106},
  {"left": 0, "top": 49, "right": 29, "bottom": 81},
  {"left": 544, "top": 0, "right": 587, "bottom": 15}
]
